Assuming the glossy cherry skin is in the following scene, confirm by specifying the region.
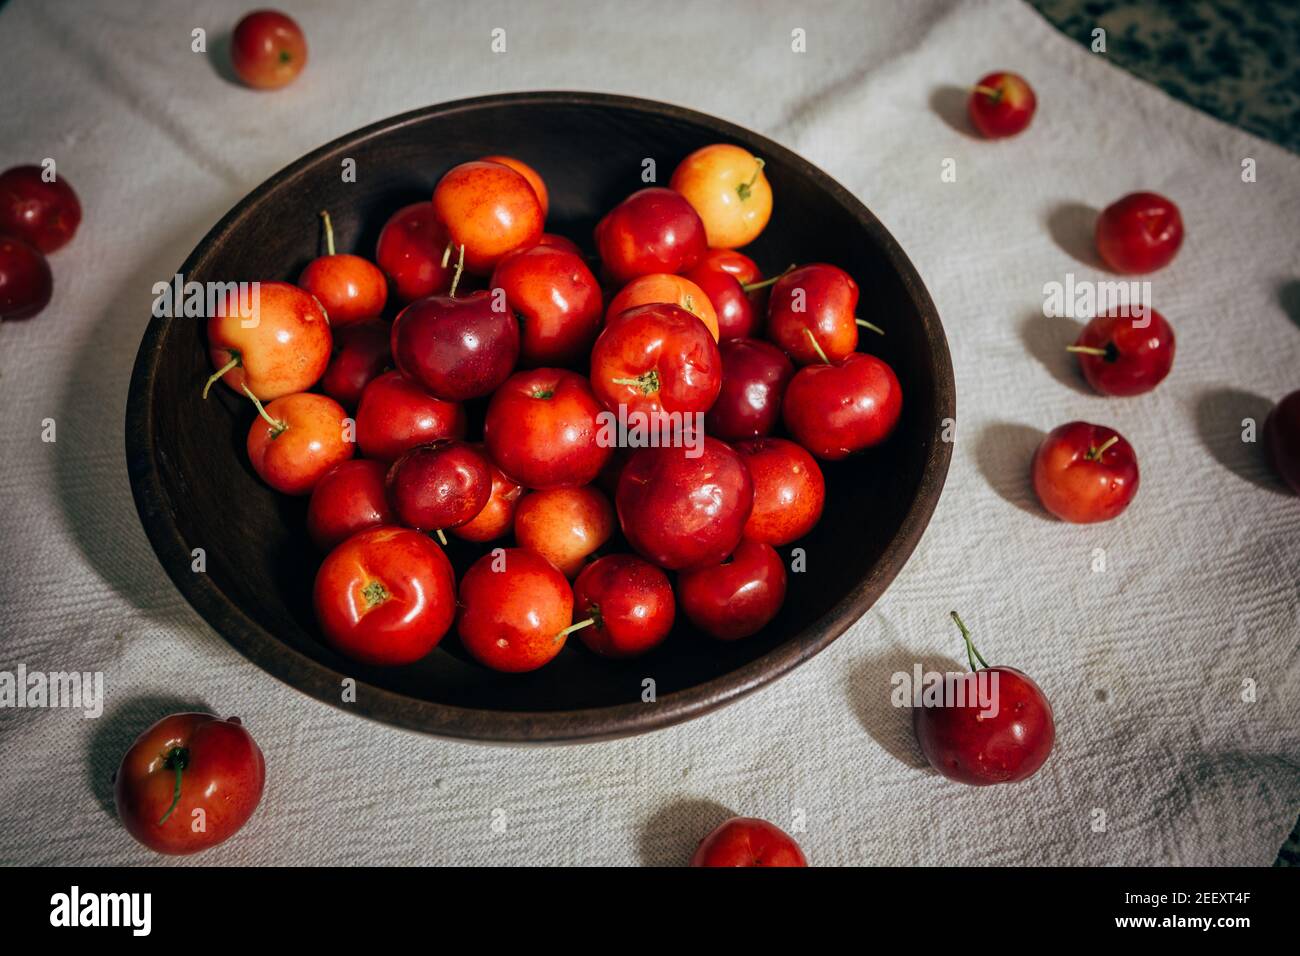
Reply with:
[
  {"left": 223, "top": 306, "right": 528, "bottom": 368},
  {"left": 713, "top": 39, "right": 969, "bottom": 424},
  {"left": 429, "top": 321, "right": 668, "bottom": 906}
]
[
  {"left": 678, "top": 538, "right": 786, "bottom": 640},
  {"left": 386, "top": 440, "right": 492, "bottom": 533},
  {"left": 1071, "top": 308, "right": 1175, "bottom": 396},
  {"left": 0, "top": 165, "right": 81, "bottom": 253},
  {"left": 480, "top": 154, "right": 549, "bottom": 219},
  {"left": 735, "top": 438, "right": 825, "bottom": 546},
  {"left": 490, "top": 244, "right": 603, "bottom": 367},
  {"left": 298, "top": 253, "right": 387, "bottom": 327},
  {"left": 319, "top": 320, "right": 391, "bottom": 409},
  {"left": 306, "top": 459, "right": 395, "bottom": 552},
  {"left": 594, "top": 187, "right": 707, "bottom": 285},
  {"left": 616, "top": 437, "right": 753, "bottom": 571},
  {"left": 313, "top": 526, "right": 456, "bottom": 666},
  {"left": 457, "top": 548, "right": 574, "bottom": 673},
  {"left": 230, "top": 9, "right": 307, "bottom": 90},
  {"left": 782, "top": 352, "right": 903, "bottom": 460},
  {"left": 1031, "top": 421, "right": 1139, "bottom": 523},
  {"left": 670, "top": 143, "right": 773, "bottom": 250},
  {"left": 433, "top": 161, "right": 543, "bottom": 274},
  {"left": 532, "top": 232, "right": 584, "bottom": 257},
  {"left": 767, "top": 263, "right": 860, "bottom": 365},
  {"left": 375, "top": 201, "right": 454, "bottom": 303},
  {"left": 684, "top": 259, "right": 757, "bottom": 339},
  {"left": 967, "top": 71, "right": 1036, "bottom": 138},
  {"left": 704, "top": 338, "right": 795, "bottom": 441},
  {"left": 572, "top": 554, "right": 675, "bottom": 658},
  {"left": 590, "top": 303, "right": 721, "bottom": 418},
  {"left": 1264, "top": 390, "right": 1300, "bottom": 495},
  {"left": 1095, "top": 192, "right": 1184, "bottom": 274},
  {"left": 914, "top": 664, "right": 1055, "bottom": 785},
  {"left": 514, "top": 485, "right": 615, "bottom": 578},
  {"left": 246, "top": 392, "right": 353, "bottom": 495},
  {"left": 606, "top": 273, "right": 719, "bottom": 341},
  {"left": 206, "top": 280, "right": 331, "bottom": 401},
  {"left": 0, "top": 236, "right": 52, "bottom": 321},
  {"left": 450, "top": 446, "right": 524, "bottom": 542},
  {"left": 484, "top": 368, "right": 612, "bottom": 489},
  {"left": 114, "top": 713, "right": 265, "bottom": 856},
  {"left": 354, "top": 370, "right": 466, "bottom": 463},
  {"left": 391, "top": 290, "right": 520, "bottom": 401},
  {"left": 690, "top": 817, "right": 807, "bottom": 867}
]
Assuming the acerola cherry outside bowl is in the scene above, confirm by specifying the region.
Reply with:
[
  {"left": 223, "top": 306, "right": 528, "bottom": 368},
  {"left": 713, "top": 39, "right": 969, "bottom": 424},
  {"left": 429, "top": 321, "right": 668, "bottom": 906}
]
[{"left": 125, "top": 92, "right": 954, "bottom": 743}]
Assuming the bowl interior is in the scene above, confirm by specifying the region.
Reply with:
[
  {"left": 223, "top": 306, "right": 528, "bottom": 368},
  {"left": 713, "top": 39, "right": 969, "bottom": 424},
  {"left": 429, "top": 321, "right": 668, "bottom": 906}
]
[{"left": 129, "top": 93, "right": 951, "bottom": 740}]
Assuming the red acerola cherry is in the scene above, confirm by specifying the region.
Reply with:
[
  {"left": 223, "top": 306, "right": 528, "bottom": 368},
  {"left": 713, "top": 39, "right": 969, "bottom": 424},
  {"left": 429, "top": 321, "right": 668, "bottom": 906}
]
[
  {"left": 1067, "top": 308, "right": 1175, "bottom": 396},
  {"left": 678, "top": 537, "right": 786, "bottom": 641},
  {"left": 230, "top": 9, "right": 307, "bottom": 90},
  {"left": 319, "top": 319, "right": 391, "bottom": 409},
  {"left": 298, "top": 211, "right": 387, "bottom": 326},
  {"left": 690, "top": 817, "right": 808, "bottom": 867},
  {"left": 386, "top": 440, "right": 492, "bottom": 535},
  {"left": 571, "top": 554, "right": 675, "bottom": 659},
  {"left": 782, "top": 352, "right": 903, "bottom": 460},
  {"left": 450, "top": 447, "right": 524, "bottom": 542},
  {"left": 490, "top": 243, "right": 603, "bottom": 367},
  {"left": 683, "top": 259, "right": 758, "bottom": 340},
  {"left": 589, "top": 302, "right": 721, "bottom": 418},
  {"left": 245, "top": 392, "right": 353, "bottom": 496},
  {"left": 616, "top": 437, "right": 753, "bottom": 571},
  {"left": 0, "top": 165, "right": 82, "bottom": 253},
  {"left": 484, "top": 368, "right": 612, "bottom": 489},
  {"left": 433, "top": 161, "right": 544, "bottom": 274},
  {"left": 390, "top": 290, "right": 520, "bottom": 402},
  {"left": 594, "top": 187, "right": 707, "bottom": 285},
  {"left": 967, "top": 71, "right": 1036, "bottom": 138},
  {"left": 375, "top": 201, "right": 454, "bottom": 303},
  {"left": 735, "top": 438, "right": 825, "bottom": 546},
  {"left": 204, "top": 280, "right": 331, "bottom": 402},
  {"left": 767, "top": 263, "right": 871, "bottom": 365},
  {"left": 480, "top": 154, "right": 549, "bottom": 219},
  {"left": 1031, "top": 421, "right": 1139, "bottom": 523},
  {"left": 306, "top": 459, "right": 395, "bottom": 552},
  {"left": 704, "top": 338, "right": 795, "bottom": 442},
  {"left": 457, "top": 548, "right": 576, "bottom": 673},
  {"left": 1095, "top": 192, "right": 1184, "bottom": 274},
  {"left": 354, "top": 370, "right": 466, "bottom": 463},
  {"left": 0, "top": 236, "right": 53, "bottom": 321},
  {"left": 913, "top": 612, "right": 1055, "bottom": 785},
  {"left": 514, "top": 485, "right": 615, "bottom": 578},
  {"left": 1264, "top": 390, "right": 1300, "bottom": 494}
]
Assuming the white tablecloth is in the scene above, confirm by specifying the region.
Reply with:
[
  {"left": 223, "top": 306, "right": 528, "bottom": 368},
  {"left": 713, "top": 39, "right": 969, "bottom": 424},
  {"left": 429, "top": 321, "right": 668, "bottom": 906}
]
[{"left": 1, "top": 0, "right": 1297, "bottom": 866}]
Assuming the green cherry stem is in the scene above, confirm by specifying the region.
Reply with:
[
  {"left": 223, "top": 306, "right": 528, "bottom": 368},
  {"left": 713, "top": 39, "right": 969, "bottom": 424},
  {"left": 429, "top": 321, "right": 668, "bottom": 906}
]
[
  {"left": 440, "top": 240, "right": 453, "bottom": 269},
  {"left": 554, "top": 618, "right": 596, "bottom": 642},
  {"left": 320, "top": 210, "right": 336, "bottom": 256},
  {"left": 741, "top": 263, "right": 795, "bottom": 293},
  {"left": 736, "top": 158, "right": 765, "bottom": 201},
  {"left": 1066, "top": 345, "right": 1107, "bottom": 356},
  {"left": 156, "top": 746, "right": 189, "bottom": 825},
  {"left": 803, "top": 328, "right": 830, "bottom": 364},
  {"left": 434, "top": 528, "right": 448, "bottom": 546},
  {"left": 856, "top": 318, "right": 885, "bottom": 336},
  {"left": 202, "top": 354, "right": 240, "bottom": 399},
  {"left": 242, "top": 384, "right": 286, "bottom": 437},
  {"left": 973, "top": 84, "right": 1002, "bottom": 102},
  {"left": 448, "top": 244, "right": 466, "bottom": 298},
  {"left": 1086, "top": 435, "right": 1119, "bottom": 461},
  {"left": 950, "top": 611, "right": 989, "bottom": 672}
]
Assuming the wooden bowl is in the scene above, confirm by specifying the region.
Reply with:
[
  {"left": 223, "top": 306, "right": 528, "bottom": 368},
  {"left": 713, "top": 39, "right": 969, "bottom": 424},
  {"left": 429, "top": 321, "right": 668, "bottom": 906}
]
[{"left": 126, "top": 92, "right": 954, "bottom": 743}]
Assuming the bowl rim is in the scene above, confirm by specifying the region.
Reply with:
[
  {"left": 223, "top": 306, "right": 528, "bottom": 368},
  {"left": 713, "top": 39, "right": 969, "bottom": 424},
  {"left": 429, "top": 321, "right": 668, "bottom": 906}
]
[{"left": 125, "top": 90, "right": 955, "bottom": 744}]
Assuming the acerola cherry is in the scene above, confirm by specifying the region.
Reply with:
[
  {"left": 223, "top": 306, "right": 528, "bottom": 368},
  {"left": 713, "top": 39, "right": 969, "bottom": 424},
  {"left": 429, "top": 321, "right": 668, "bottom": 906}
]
[
  {"left": 967, "top": 71, "right": 1036, "bottom": 138},
  {"left": 1264, "top": 390, "right": 1300, "bottom": 494},
  {"left": 306, "top": 459, "right": 394, "bottom": 552},
  {"left": 590, "top": 303, "right": 721, "bottom": 418},
  {"left": 606, "top": 273, "right": 720, "bottom": 341},
  {"left": 1067, "top": 308, "right": 1175, "bottom": 396},
  {"left": 571, "top": 554, "right": 675, "bottom": 659},
  {"left": 684, "top": 259, "right": 757, "bottom": 340},
  {"left": 230, "top": 9, "right": 307, "bottom": 90},
  {"left": 690, "top": 817, "right": 807, "bottom": 867},
  {"left": 298, "top": 210, "right": 387, "bottom": 326},
  {"left": 319, "top": 320, "right": 391, "bottom": 409},
  {"left": 913, "top": 612, "right": 1055, "bottom": 785},
  {"left": 433, "top": 161, "right": 543, "bottom": 274},
  {"left": 457, "top": 548, "right": 576, "bottom": 673},
  {"left": 782, "top": 352, "right": 903, "bottom": 460},
  {"left": 386, "top": 440, "right": 491, "bottom": 537},
  {"left": 483, "top": 368, "right": 612, "bottom": 489},
  {"left": 313, "top": 526, "right": 456, "bottom": 666},
  {"left": 670, "top": 143, "right": 772, "bottom": 249},
  {"left": 514, "top": 485, "right": 615, "bottom": 578},
  {"left": 490, "top": 244, "right": 603, "bottom": 367},
  {"left": 245, "top": 391, "right": 353, "bottom": 496},
  {"left": 0, "top": 165, "right": 81, "bottom": 253},
  {"left": 353, "top": 370, "right": 466, "bottom": 463},
  {"left": 704, "top": 338, "right": 794, "bottom": 441},
  {"left": 1031, "top": 421, "right": 1139, "bottom": 523},
  {"left": 678, "top": 538, "right": 786, "bottom": 641},
  {"left": 594, "top": 187, "right": 706, "bottom": 285},
  {"left": 0, "top": 236, "right": 52, "bottom": 321},
  {"left": 375, "top": 201, "right": 454, "bottom": 303},
  {"left": 480, "top": 155, "right": 549, "bottom": 219},
  {"left": 390, "top": 289, "right": 520, "bottom": 401},
  {"left": 735, "top": 438, "right": 825, "bottom": 546},
  {"left": 768, "top": 263, "right": 877, "bottom": 365},
  {"left": 616, "top": 437, "right": 753, "bottom": 571},
  {"left": 204, "top": 280, "right": 331, "bottom": 401},
  {"left": 450, "top": 447, "right": 523, "bottom": 542},
  {"left": 1095, "top": 191, "right": 1184, "bottom": 274}
]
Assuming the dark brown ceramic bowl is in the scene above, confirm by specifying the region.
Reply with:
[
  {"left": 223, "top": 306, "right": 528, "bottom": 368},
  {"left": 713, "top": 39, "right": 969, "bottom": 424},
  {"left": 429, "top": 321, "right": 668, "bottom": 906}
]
[{"left": 126, "top": 91, "right": 953, "bottom": 744}]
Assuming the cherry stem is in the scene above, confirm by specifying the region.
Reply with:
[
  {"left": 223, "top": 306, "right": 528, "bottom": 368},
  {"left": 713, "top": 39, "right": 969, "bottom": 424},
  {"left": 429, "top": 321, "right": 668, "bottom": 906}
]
[
  {"left": 440, "top": 240, "right": 453, "bottom": 269},
  {"left": 448, "top": 244, "right": 466, "bottom": 298},
  {"left": 1066, "top": 345, "right": 1107, "bottom": 356},
  {"left": 434, "top": 528, "right": 448, "bottom": 546},
  {"left": 157, "top": 746, "right": 188, "bottom": 825},
  {"left": 950, "top": 611, "right": 989, "bottom": 673},
  {"left": 742, "top": 264, "right": 795, "bottom": 293},
  {"left": 554, "top": 618, "right": 596, "bottom": 641},
  {"left": 1086, "top": 435, "right": 1119, "bottom": 461},
  {"left": 242, "top": 384, "right": 286, "bottom": 437},
  {"left": 856, "top": 317, "right": 885, "bottom": 336},
  {"left": 202, "top": 354, "right": 240, "bottom": 399},
  {"left": 803, "top": 328, "right": 830, "bottom": 364},
  {"left": 319, "top": 210, "right": 335, "bottom": 257},
  {"left": 973, "top": 84, "right": 1002, "bottom": 100},
  {"left": 736, "top": 158, "right": 765, "bottom": 200},
  {"left": 610, "top": 370, "right": 660, "bottom": 394}
]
